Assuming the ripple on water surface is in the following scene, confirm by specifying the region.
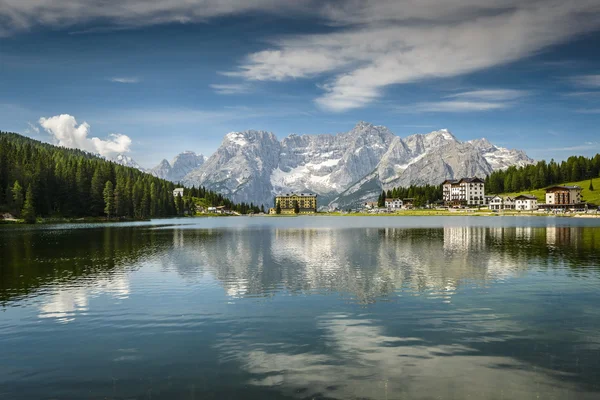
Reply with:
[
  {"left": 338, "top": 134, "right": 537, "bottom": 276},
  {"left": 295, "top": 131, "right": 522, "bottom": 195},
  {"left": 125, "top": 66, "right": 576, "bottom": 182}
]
[{"left": 1, "top": 218, "right": 600, "bottom": 399}]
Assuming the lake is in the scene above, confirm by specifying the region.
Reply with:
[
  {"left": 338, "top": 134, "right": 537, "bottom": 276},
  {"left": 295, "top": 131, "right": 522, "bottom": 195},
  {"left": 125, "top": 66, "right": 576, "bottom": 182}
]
[{"left": 1, "top": 216, "right": 600, "bottom": 399}]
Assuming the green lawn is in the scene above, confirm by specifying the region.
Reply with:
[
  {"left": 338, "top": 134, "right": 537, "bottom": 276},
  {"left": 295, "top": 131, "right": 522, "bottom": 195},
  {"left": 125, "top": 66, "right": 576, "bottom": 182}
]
[{"left": 499, "top": 177, "right": 600, "bottom": 205}]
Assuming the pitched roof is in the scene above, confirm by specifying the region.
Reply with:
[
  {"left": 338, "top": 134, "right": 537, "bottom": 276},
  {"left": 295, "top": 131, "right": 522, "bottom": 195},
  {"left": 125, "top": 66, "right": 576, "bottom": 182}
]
[
  {"left": 458, "top": 177, "right": 485, "bottom": 184},
  {"left": 545, "top": 185, "right": 582, "bottom": 191},
  {"left": 515, "top": 194, "right": 538, "bottom": 200}
]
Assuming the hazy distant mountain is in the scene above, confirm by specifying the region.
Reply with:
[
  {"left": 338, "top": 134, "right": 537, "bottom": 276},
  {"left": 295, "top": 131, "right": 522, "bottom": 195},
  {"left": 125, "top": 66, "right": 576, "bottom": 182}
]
[
  {"left": 156, "top": 122, "right": 533, "bottom": 209},
  {"left": 113, "top": 153, "right": 144, "bottom": 170},
  {"left": 150, "top": 151, "right": 206, "bottom": 182}
]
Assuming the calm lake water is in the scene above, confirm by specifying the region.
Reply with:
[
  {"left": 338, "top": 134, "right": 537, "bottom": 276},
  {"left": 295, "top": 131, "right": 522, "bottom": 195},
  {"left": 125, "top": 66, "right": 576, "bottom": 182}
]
[{"left": 2, "top": 216, "right": 600, "bottom": 399}]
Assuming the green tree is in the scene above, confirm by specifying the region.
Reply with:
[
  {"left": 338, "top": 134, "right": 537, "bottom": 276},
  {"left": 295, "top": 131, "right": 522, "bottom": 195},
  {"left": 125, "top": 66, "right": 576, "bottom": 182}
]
[
  {"left": 293, "top": 200, "right": 299, "bottom": 214},
  {"left": 377, "top": 190, "right": 386, "bottom": 207},
  {"left": 590, "top": 179, "right": 595, "bottom": 191},
  {"left": 276, "top": 201, "right": 281, "bottom": 214},
  {"left": 21, "top": 185, "right": 36, "bottom": 223},
  {"left": 90, "top": 169, "right": 105, "bottom": 216},
  {"left": 103, "top": 180, "right": 114, "bottom": 218},
  {"left": 12, "top": 180, "right": 23, "bottom": 217},
  {"left": 176, "top": 193, "right": 184, "bottom": 216}
]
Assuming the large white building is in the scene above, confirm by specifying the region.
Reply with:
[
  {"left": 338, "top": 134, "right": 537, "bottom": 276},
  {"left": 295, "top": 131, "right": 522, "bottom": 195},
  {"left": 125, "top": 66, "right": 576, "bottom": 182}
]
[
  {"left": 173, "top": 188, "right": 184, "bottom": 197},
  {"left": 515, "top": 194, "right": 538, "bottom": 210},
  {"left": 442, "top": 177, "right": 486, "bottom": 207},
  {"left": 488, "top": 195, "right": 515, "bottom": 210},
  {"left": 385, "top": 198, "right": 403, "bottom": 210}
]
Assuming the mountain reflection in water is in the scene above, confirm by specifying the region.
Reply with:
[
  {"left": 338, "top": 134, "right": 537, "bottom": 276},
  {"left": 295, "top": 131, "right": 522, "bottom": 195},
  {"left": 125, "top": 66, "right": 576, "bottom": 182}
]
[{"left": 1, "top": 219, "right": 599, "bottom": 399}]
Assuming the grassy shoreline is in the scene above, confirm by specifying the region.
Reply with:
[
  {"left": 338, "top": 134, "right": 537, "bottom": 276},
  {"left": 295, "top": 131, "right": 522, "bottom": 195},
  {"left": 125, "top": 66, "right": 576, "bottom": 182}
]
[{"left": 280, "top": 210, "right": 600, "bottom": 217}]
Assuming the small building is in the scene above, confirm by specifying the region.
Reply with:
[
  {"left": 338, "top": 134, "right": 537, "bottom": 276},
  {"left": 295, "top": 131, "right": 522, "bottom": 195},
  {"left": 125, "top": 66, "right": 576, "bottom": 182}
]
[
  {"left": 488, "top": 195, "right": 515, "bottom": 210},
  {"left": 539, "top": 185, "right": 586, "bottom": 211},
  {"left": 363, "top": 201, "right": 379, "bottom": 210},
  {"left": 173, "top": 188, "right": 184, "bottom": 197},
  {"left": 269, "top": 207, "right": 277, "bottom": 215},
  {"left": 385, "top": 198, "right": 403, "bottom": 210},
  {"left": 442, "top": 177, "right": 486, "bottom": 207},
  {"left": 402, "top": 198, "right": 415, "bottom": 209},
  {"left": 545, "top": 186, "right": 583, "bottom": 205},
  {"left": 515, "top": 194, "right": 538, "bottom": 211},
  {"left": 274, "top": 193, "right": 318, "bottom": 214},
  {"left": 216, "top": 206, "right": 227, "bottom": 214}
]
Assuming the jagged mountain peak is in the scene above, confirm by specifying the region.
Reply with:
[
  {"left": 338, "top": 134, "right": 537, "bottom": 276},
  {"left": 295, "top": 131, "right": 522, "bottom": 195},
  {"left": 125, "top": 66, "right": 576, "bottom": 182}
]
[
  {"left": 113, "top": 153, "right": 144, "bottom": 170},
  {"left": 166, "top": 122, "right": 533, "bottom": 209},
  {"left": 224, "top": 130, "right": 277, "bottom": 146},
  {"left": 157, "top": 159, "right": 171, "bottom": 167}
]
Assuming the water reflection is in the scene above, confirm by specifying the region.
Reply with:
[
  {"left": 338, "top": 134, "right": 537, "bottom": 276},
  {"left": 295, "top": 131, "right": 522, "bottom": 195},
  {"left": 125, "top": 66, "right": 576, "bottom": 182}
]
[
  {"left": 1, "top": 221, "right": 600, "bottom": 399},
  {"left": 38, "top": 275, "right": 130, "bottom": 323},
  {"left": 219, "top": 313, "right": 596, "bottom": 400},
  {"left": 2, "top": 224, "right": 600, "bottom": 306}
]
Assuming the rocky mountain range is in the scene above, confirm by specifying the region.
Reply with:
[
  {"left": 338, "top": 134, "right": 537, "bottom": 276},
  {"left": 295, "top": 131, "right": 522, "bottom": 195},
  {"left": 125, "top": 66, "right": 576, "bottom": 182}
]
[
  {"left": 146, "top": 151, "right": 206, "bottom": 182},
  {"left": 113, "top": 122, "right": 533, "bottom": 210}
]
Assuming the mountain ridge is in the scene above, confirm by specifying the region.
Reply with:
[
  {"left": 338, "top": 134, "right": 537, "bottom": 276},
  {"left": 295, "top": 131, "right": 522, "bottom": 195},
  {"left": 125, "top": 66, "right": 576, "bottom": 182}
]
[{"left": 117, "top": 122, "right": 534, "bottom": 209}]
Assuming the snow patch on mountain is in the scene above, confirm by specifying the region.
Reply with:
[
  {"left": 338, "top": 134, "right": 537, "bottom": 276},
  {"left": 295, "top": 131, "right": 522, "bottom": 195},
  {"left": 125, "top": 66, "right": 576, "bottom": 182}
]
[
  {"left": 112, "top": 153, "right": 145, "bottom": 170},
  {"left": 156, "top": 122, "right": 534, "bottom": 209}
]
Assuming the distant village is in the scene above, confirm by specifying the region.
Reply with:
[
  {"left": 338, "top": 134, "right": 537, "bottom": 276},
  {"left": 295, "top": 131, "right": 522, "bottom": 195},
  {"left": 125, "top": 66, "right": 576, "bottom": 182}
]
[
  {"left": 173, "top": 177, "right": 599, "bottom": 216},
  {"left": 362, "top": 177, "right": 597, "bottom": 214}
]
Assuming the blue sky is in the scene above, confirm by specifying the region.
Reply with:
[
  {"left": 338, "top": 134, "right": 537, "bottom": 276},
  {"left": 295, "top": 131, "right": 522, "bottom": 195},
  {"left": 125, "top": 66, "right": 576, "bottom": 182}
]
[{"left": 1, "top": 0, "right": 600, "bottom": 168}]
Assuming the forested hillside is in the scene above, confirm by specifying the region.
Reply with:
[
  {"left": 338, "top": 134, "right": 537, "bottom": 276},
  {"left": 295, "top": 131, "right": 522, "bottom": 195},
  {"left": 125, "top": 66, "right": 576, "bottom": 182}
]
[
  {"left": 485, "top": 154, "right": 600, "bottom": 194},
  {"left": 0, "top": 132, "right": 259, "bottom": 221},
  {"left": 377, "top": 184, "right": 442, "bottom": 207}
]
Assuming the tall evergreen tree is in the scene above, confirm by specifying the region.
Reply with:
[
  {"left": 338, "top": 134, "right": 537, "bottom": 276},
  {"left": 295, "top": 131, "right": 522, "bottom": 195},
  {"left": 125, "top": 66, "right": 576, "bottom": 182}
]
[
  {"left": 21, "top": 185, "right": 36, "bottom": 224},
  {"left": 176, "top": 194, "right": 184, "bottom": 216},
  {"left": 12, "top": 180, "right": 23, "bottom": 217},
  {"left": 103, "top": 180, "right": 114, "bottom": 219}
]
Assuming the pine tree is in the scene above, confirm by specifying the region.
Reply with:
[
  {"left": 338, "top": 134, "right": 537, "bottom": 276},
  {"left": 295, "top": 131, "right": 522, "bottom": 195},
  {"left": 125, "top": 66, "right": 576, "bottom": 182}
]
[
  {"left": 294, "top": 200, "right": 299, "bottom": 214},
  {"left": 103, "top": 180, "right": 114, "bottom": 219},
  {"left": 21, "top": 185, "right": 36, "bottom": 224},
  {"left": 176, "top": 193, "right": 184, "bottom": 216},
  {"left": 377, "top": 190, "right": 386, "bottom": 207},
  {"left": 276, "top": 201, "right": 281, "bottom": 214},
  {"left": 90, "top": 169, "right": 104, "bottom": 216},
  {"left": 590, "top": 179, "right": 594, "bottom": 191},
  {"left": 12, "top": 180, "right": 23, "bottom": 217}
]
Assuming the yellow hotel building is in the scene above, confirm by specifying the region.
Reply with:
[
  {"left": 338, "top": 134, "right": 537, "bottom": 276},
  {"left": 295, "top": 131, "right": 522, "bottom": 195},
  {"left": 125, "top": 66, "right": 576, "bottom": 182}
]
[{"left": 274, "top": 193, "right": 318, "bottom": 214}]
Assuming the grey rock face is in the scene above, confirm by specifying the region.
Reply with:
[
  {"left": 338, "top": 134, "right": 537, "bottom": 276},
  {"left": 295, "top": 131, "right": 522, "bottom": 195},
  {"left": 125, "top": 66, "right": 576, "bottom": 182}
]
[
  {"left": 150, "top": 159, "right": 171, "bottom": 180},
  {"left": 166, "top": 122, "right": 533, "bottom": 209},
  {"left": 149, "top": 151, "right": 205, "bottom": 182},
  {"left": 182, "top": 130, "right": 281, "bottom": 207}
]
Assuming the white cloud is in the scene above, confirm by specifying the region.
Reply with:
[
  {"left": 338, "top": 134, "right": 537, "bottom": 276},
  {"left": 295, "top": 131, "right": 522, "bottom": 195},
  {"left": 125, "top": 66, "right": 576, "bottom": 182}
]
[
  {"left": 570, "top": 74, "right": 600, "bottom": 88},
  {"left": 0, "top": 0, "right": 311, "bottom": 36},
  {"left": 563, "top": 91, "right": 600, "bottom": 97},
  {"left": 397, "top": 88, "right": 527, "bottom": 113},
  {"left": 209, "top": 83, "right": 251, "bottom": 95},
  {"left": 445, "top": 89, "right": 529, "bottom": 101},
  {"left": 109, "top": 77, "right": 140, "bottom": 83},
  {"left": 38, "top": 114, "right": 132, "bottom": 158},
  {"left": 2, "top": 1, "right": 600, "bottom": 111},
  {"left": 530, "top": 142, "right": 599, "bottom": 152},
  {"left": 228, "top": 1, "right": 600, "bottom": 111},
  {"left": 24, "top": 121, "right": 40, "bottom": 134},
  {"left": 401, "top": 100, "right": 508, "bottom": 113}
]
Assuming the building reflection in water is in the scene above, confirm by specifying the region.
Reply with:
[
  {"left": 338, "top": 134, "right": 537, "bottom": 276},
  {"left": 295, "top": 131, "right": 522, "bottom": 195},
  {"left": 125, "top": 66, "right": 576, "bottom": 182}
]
[{"left": 162, "top": 225, "right": 600, "bottom": 304}]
